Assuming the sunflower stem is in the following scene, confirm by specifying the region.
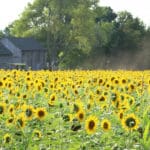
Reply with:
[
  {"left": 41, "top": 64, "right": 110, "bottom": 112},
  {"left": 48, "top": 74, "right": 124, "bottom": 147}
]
[{"left": 128, "top": 130, "right": 133, "bottom": 149}]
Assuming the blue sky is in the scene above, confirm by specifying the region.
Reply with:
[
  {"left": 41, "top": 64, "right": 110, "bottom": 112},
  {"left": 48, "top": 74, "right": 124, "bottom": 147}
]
[{"left": 0, "top": 0, "right": 149, "bottom": 30}]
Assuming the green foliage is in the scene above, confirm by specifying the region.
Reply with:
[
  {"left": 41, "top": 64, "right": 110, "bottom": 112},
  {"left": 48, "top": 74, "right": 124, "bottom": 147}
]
[
  {"left": 0, "top": 30, "right": 4, "bottom": 38},
  {"left": 94, "top": 6, "right": 117, "bottom": 23},
  {"left": 3, "top": 0, "right": 148, "bottom": 69},
  {"left": 115, "top": 11, "right": 145, "bottom": 50}
]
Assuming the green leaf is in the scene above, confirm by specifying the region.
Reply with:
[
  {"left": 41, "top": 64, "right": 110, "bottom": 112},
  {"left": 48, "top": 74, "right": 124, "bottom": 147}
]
[{"left": 143, "top": 123, "right": 150, "bottom": 142}]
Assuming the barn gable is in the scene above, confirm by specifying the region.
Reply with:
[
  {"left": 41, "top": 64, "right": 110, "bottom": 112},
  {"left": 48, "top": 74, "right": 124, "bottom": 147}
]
[{"left": 0, "top": 41, "right": 12, "bottom": 56}]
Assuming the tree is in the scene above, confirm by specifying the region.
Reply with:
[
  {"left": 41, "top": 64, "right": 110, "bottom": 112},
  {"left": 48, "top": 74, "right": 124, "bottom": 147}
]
[
  {"left": 9, "top": 0, "right": 99, "bottom": 69},
  {"left": 95, "top": 6, "right": 117, "bottom": 23},
  {"left": 0, "top": 30, "right": 4, "bottom": 38},
  {"left": 7, "top": 0, "right": 147, "bottom": 69},
  {"left": 92, "top": 6, "right": 117, "bottom": 55},
  {"left": 115, "top": 11, "right": 145, "bottom": 50}
]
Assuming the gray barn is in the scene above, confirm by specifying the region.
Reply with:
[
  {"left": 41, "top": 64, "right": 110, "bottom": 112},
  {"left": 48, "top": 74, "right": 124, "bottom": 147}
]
[{"left": 0, "top": 37, "right": 46, "bottom": 70}]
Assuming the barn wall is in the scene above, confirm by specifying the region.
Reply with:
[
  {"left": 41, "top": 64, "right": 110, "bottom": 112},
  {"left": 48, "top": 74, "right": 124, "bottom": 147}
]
[
  {"left": 22, "top": 50, "right": 46, "bottom": 70},
  {"left": 0, "top": 56, "right": 21, "bottom": 69}
]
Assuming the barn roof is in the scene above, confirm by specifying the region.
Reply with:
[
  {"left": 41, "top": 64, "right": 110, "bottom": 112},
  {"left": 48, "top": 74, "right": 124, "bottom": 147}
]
[
  {"left": 8, "top": 37, "right": 46, "bottom": 51},
  {"left": 0, "top": 40, "right": 12, "bottom": 55}
]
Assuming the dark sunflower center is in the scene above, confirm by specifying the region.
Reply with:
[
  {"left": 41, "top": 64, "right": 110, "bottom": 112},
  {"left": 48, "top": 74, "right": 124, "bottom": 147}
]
[
  {"left": 10, "top": 108, "right": 13, "bottom": 112},
  {"left": 38, "top": 110, "right": 45, "bottom": 117},
  {"left": 106, "top": 84, "right": 110, "bottom": 87},
  {"left": 87, "top": 104, "right": 91, "bottom": 110},
  {"left": 115, "top": 101, "right": 120, "bottom": 108},
  {"left": 0, "top": 81, "right": 3, "bottom": 86},
  {"left": 125, "top": 117, "right": 136, "bottom": 127},
  {"left": 99, "top": 79, "right": 103, "bottom": 83},
  {"left": 35, "top": 132, "right": 40, "bottom": 138},
  {"left": 51, "top": 96, "right": 55, "bottom": 101},
  {"left": 23, "top": 95, "right": 27, "bottom": 99},
  {"left": 8, "top": 83, "right": 11, "bottom": 88},
  {"left": 79, "top": 113, "right": 84, "bottom": 119},
  {"left": 99, "top": 96, "right": 105, "bottom": 101},
  {"left": 73, "top": 104, "right": 79, "bottom": 113},
  {"left": 74, "top": 90, "right": 78, "bottom": 94},
  {"left": 8, "top": 118, "right": 14, "bottom": 123},
  {"left": 103, "top": 122, "right": 108, "bottom": 129},
  {"left": 96, "top": 89, "right": 100, "bottom": 94},
  {"left": 89, "top": 120, "right": 95, "bottom": 130},
  {"left": 130, "top": 85, "right": 134, "bottom": 90},
  {"left": 27, "top": 77, "right": 30, "bottom": 81},
  {"left": 129, "top": 99, "right": 133, "bottom": 105},
  {"left": 0, "top": 106, "right": 4, "bottom": 114},
  {"left": 122, "top": 79, "right": 126, "bottom": 83},
  {"left": 26, "top": 109, "right": 32, "bottom": 117},
  {"left": 120, "top": 113, "right": 123, "bottom": 119},
  {"left": 5, "top": 136, "right": 11, "bottom": 143},
  {"left": 115, "top": 80, "right": 119, "bottom": 84}
]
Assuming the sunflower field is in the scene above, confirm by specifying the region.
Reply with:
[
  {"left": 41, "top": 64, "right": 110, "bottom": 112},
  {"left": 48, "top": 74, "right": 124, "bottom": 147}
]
[{"left": 0, "top": 69, "right": 149, "bottom": 150}]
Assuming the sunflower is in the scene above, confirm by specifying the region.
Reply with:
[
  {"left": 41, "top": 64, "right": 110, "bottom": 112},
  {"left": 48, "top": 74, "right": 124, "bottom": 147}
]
[
  {"left": 98, "top": 95, "right": 106, "bottom": 102},
  {"left": 36, "top": 107, "right": 47, "bottom": 120},
  {"left": 33, "top": 129, "right": 42, "bottom": 139},
  {"left": 76, "top": 110, "right": 85, "bottom": 122},
  {"left": 50, "top": 93, "right": 57, "bottom": 102},
  {"left": 63, "top": 114, "right": 73, "bottom": 122},
  {"left": 3, "top": 133, "right": 12, "bottom": 144},
  {"left": 15, "top": 114, "right": 26, "bottom": 128},
  {"left": 72, "top": 100, "right": 83, "bottom": 113},
  {"left": 96, "top": 87, "right": 101, "bottom": 95},
  {"left": 8, "top": 104, "right": 15, "bottom": 115},
  {"left": 48, "top": 93, "right": 57, "bottom": 106},
  {"left": 48, "top": 100, "right": 54, "bottom": 107},
  {"left": 22, "top": 93, "right": 27, "bottom": 99},
  {"left": 85, "top": 115, "right": 98, "bottom": 134},
  {"left": 110, "top": 91, "right": 119, "bottom": 105},
  {"left": 128, "top": 83, "right": 136, "bottom": 93},
  {"left": 127, "top": 96, "right": 135, "bottom": 106},
  {"left": 114, "top": 79, "right": 119, "bottom": 85},
  {"left": 0, "top": 80, "right": 4, "bottom": 88},
  {"left": 117, "top": 110, "right": 124, "bottom": 120},
  {"left": 98, "top": 78, "right": 104, "bottom": 85},
  {"left": 100, "top": 103, "right": 108, "bottom": 110},
  {"left": 121, "top": 78, "right": 127, "bottom": 84},
  {"left": 6, "top": 117, "right": 15, "bottom": 126},
  {"left": 122, "top": 113, "right": 140, "bottom": 131},
  {"left": 101, "top": 119, "right": 111, "bottom": 131},
  {"left": 22, "top": 105, "right": 35, "bottom": 120},
  {"left": 16, "top": 91, "right": 21, "bottom": 98},
  {"left": 86, "top": 102, "right": 92, "bottom": 111},
  {"left": 74, "top": 88, "right": 79, "bottom": 95},
  {"left": 105, "top": 83, "right": 110, "bottom": 89},
  {"left": 120, "top": 100, "right": 130, "bottom": 111},
  {"left": 0, "top": 102, "right": 6, "bottom": 115}
]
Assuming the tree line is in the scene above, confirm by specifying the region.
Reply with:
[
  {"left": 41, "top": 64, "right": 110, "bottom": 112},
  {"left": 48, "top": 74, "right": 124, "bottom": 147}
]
[{"left": 0, "top": 0, "right": 150, "bottom": 69}]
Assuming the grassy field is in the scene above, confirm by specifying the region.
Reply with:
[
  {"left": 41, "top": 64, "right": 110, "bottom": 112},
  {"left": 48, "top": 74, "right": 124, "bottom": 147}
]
[{"left": 0, "top": 69, "right": 149, "bottom": 150}]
